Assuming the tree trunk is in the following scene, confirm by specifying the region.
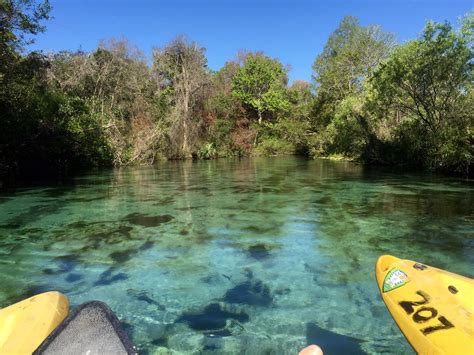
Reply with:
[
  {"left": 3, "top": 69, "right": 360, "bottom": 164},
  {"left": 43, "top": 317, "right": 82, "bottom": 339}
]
[
  {"left": 182, "top": 69, "right": 190, "bottom": 157},
  {"left": 182, "top": 115, "right": 189, "bottom": 157}
]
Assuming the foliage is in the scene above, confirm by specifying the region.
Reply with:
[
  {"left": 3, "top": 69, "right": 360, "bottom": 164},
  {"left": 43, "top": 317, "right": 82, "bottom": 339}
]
[
  {"left": 312, "top": 16, "right": 394, "bottom": 105},
  {"left": 48, "top": 40, "right": 167, "bottom": 165},
  {"left": 1, "top": 7, "right": 473, "bottom": 182},
  {"left": 153, "top": 36, "right": 210, "bottom": 158},
  {"left": 368, "top": 16, "right": 473, "bottom": 174},
  {"left": 323, "top": 94, "right": 368, "bottom": 157},
  {"left": 0, "top": 52, "right": 111, "bottom": 179},
  {"left": 256, "top": 136, "right": 293, "bottom": 156},
  {"left": 232, "top": 53, "right": 290, "bottom": 124},
  {"left": 197, "top": 142, "right": 217, "bottom": 159},
  {"left": 309, "top": 16, "right": 395, "bottom": 160},
  {"left": 0, "top": 0, "right": 51, "bottom": 74}
]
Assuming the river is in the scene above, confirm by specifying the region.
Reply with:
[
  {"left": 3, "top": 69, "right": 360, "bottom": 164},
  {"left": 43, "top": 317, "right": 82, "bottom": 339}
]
[{"left": 0, "top": 157, "right": 472, "bottom": 354}]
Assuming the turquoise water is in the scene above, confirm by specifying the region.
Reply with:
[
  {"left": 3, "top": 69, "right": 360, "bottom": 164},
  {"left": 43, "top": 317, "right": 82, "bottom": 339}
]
[{"left": 0, "top": 157, "right": 473, "bottom": 354}]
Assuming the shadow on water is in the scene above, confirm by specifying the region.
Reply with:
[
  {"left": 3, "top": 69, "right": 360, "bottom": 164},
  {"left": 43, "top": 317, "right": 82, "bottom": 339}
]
[{"left": 306, "top": 322, "right": 365, "bottom": 354}]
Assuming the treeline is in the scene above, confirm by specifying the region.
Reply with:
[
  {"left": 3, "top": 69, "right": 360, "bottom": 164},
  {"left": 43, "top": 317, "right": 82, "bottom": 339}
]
[{"left": 1, "top": 1, "right": 472, "bottom": 183}]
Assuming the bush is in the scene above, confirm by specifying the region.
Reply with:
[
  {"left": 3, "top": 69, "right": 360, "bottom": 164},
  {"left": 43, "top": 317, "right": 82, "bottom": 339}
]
[
  {"left": 197, "top": 142, "right": 218, "bottom": 159},
  {"left": 256, "top": 137, "right": 293, "bottom": 155}
]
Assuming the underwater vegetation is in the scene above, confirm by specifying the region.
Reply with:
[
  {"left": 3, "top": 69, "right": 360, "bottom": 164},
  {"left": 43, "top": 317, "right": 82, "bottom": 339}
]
[
  {"left": 125, "top": 213, "right": 174, "bottom": 227},
  {"left": 224, "top": 279, "right": 273, "bottom": 306},
  {"left": 127, "top": 289, "right": 166, "bottom": 311},
  {"left": 247, "top": 243, "right": 271, "bottom": 260},
  {"left": 94, "top": 267, "right": 128, "bottom": 286},
  {"left": 109, "top": 241, "right": 154, "bottom": 263},
  {"left": 177, "top": 303, "right": 249, "bottom": 332}
]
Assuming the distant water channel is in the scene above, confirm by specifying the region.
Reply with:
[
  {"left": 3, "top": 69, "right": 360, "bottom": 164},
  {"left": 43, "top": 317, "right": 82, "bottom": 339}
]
[{"left": 0, "top": 157, "right": 472, "bottom": 354}]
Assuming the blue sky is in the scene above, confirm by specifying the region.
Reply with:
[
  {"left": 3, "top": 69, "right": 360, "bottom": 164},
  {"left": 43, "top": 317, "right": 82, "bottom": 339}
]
[{"left": 30, "top": 0, "right": 472, "bottom": 82}]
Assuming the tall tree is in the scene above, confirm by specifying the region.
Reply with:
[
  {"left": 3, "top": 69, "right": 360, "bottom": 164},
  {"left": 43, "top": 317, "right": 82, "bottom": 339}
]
[
  {"left": 153, "top": 36, "right": 209, "bottom": 158},
  {"left": 0, "top": 0, "right": 53, "bottom": 180},
  {"left": 312, "top": 16, "right": 394, "bottom": 115},
  {"left": 310, "top": 16, "right": 395, "bottom": 157}
]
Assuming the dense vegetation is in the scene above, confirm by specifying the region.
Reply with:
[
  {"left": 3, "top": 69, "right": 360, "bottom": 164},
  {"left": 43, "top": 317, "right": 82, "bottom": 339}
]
[{"left": 1, "top": 0, "right": 472, "bottom": 183}]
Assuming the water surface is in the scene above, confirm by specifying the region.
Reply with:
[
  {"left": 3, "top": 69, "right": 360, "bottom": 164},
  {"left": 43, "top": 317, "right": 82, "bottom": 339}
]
[{"left": 0, "top": 157, "right": 472, "bottom": 354}]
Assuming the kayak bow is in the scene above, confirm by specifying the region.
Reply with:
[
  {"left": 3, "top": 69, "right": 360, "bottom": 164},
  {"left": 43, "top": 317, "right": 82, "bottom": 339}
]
[{"left": 375, "top": 255, "right": 474, "bottom": 354}]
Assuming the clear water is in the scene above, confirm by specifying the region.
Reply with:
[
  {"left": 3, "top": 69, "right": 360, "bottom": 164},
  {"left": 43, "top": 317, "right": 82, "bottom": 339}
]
[{"left": 0, "top": 157, "right": 472, "bottom": 354}]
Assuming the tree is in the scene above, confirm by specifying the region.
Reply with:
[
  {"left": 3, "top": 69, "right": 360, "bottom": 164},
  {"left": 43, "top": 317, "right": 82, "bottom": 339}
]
[
  {"left": 0, "top": 0, "right": 54, "bottom": 180},
  {"left": 288, "top": 80, "right": 313, "bottom": 120},
  {"left": 0, "top": 0, "right": 50, "bottom": 74},
  {"left": 313, "top": 16, "right": 395, "bottom": 101},
  {"left": 369, "top": 16, "right": 473, "bottom": 173},
  {"left": 231, "top": 53, "right": 289, "bottom": 125},
  {"left": 309, "top": 16, "right": 395, "bottom": 157},
  {"left": 47, "top": 39, "right": 167, "bottom": 165},
  {"left": 203, "top": 61, "right": 248, "bottom": 156},
  {"left": 153, "top": 36, "right": 209, "bottom": 158}
]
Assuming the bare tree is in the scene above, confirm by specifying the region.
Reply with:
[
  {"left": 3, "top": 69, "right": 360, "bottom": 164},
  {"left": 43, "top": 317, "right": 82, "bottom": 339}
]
[
  {"left": 153, "top": 36, "right": 210, "bottom": 158},
  {"left": 47, "top": 39, "right": 167, "bottom": 165}
]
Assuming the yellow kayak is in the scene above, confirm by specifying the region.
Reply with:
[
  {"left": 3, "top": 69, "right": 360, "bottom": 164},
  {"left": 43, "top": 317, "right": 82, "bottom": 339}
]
[
  {"left": 376, "top": 255, "right": 474, "bottom": 354},
  {"left": 0, "top": 291, "right": 69, "bottom": 354}
]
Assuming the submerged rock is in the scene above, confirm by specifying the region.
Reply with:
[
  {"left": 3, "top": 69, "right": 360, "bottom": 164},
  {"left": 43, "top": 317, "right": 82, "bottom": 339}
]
[
  {"left": 151, "top": 336, "right": 168, "bottom": 347},
  {"left": 247, "top": 244, "right": 271, "bottom": 260},
  {"left": 138, "top": 241, "right": 154, "bottom": 251}
]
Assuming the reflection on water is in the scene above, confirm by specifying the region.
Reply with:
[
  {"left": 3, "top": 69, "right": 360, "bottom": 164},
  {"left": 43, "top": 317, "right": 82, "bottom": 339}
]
[{"left": 0, "top": 157, "right": 472, "bottom": 354}]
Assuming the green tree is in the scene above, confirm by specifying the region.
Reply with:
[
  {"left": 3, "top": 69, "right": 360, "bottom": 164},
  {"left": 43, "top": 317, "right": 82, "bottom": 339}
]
[
  {"left": 232, "top": 53, "right": 289, "bottom": 125},
  {"left": 369, "top": 16, "right": 473, "bottom": 174},
  {"left": 312, "top": 16, "right": 394, "bottom": 103},
  {"left": 0, "top": 0, "right": 50, "bottom": 74},
  {"left": 204, "top": 61, "right": 247, "bottom": 156},
  {"left": 310, "top": 16, "right": 395, "bottom": 157}
]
